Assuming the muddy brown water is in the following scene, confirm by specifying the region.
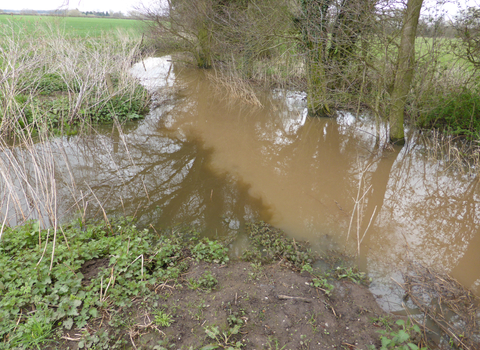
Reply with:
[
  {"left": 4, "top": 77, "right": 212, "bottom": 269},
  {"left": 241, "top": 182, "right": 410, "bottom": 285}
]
[{"left": 2, "top": 57, "right": 479, "bottom": 312}]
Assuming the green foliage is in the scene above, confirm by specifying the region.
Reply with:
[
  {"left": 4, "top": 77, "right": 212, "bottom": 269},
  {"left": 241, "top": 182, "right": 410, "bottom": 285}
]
[
  {"left": 77, "top": 328, "right": 110, "bottom": 349},
  {"left": 188, "top": 271, "right": 218, "bottom": 291},
  {"left": 242, "top": 221, "right": 314, "bottom": 270},
  {"left": 14, "top": 86, "right": 149, "bottom": 132},
  {"left": 203, "top": 324, "right": 244, "bottom": 350},
  {"left": 373, "top": 319, "right": 427, "bottom": 350},
  {"left": 311, "top": 275, "right": 335, "bottom": 296},
  {"left": 0, "top": 218, "right": 230, "bottom": 348},
  {"left": 154, "top": 309, "right": 174, "bottom": 327},
  {"left": 8, "top": 306, "right": 55, "bottom": 350},
  {"left": 192, "top": 238, "right": 229, "bottom": 264},
  {"left": 36, "top": 73, "right": 70, "bottom": 95},
  {"left": 302, "top": 264, "right": 335, "bottom": 296},
  {"left": 334, "top": 266, "right": 371, "bottom": 285},
  {"left": 419, "top": 89, "right": 480, "bottom": 139}
]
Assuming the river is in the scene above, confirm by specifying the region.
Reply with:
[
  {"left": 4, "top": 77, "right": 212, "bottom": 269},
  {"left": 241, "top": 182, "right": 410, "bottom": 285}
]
[{"left": 2, "top": 56, "right": 479, "bottom": 313}]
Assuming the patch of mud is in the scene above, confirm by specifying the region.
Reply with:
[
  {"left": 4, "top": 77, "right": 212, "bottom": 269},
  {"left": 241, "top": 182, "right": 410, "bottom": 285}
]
[
  {"left": 128, "top": 261, "right": 387, "bottom": 349},
  {"left": 79, "top": 257, "right": 109, "bottom": 285}
]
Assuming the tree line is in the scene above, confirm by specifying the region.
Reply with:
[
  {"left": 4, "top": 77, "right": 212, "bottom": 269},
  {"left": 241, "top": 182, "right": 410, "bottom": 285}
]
[{"left": 138, "top": 0, "right": 480, "bottom": 144}]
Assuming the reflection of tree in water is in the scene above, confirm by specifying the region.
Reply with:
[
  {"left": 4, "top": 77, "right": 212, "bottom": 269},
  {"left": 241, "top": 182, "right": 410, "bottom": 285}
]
[
  {"left": 49, "top": 60, "right": 480, "bottom": 303},
  {"left": 52, "top": 122, "right": 267, "bottom": 238},
  {"left": 363, "top": 140, "right": 480, "bottom": 296}
]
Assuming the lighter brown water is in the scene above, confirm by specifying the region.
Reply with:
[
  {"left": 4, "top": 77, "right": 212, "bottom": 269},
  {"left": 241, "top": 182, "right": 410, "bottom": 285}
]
[{"left": 3, "top": 57, "right": 479, "bottom": 312}]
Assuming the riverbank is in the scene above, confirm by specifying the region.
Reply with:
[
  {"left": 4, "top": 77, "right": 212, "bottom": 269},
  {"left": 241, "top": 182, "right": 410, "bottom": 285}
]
[{"left": 0, "top": 219, "right": 427, "bottom": 349}]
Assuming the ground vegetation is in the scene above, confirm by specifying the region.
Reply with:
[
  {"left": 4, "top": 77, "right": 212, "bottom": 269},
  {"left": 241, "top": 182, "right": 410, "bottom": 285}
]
[{"left": 0, "top": 218, "right": 439, "bottom": 349}]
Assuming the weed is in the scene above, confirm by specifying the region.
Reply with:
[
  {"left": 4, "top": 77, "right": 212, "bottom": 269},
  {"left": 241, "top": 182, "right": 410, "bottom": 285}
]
[
  {"left": 266, "top": 336, "right": 287, "bottom": 350},
  {"left": 202, "top": 324, "right": 244, "bottom": 349},
  {"left": 312, "top": 275, "right": 335, "bottom": 296},
  {"left": 302, "top": 264, "right": 335, "bottom": 296},
  {"left": 78, "top": 329, "right": 110, "bottom": 349},
  {"left": 300, "top": 334, "right": 311, "bottom": 348},
  {"left": 371, "top": 316, "right": 394, "bottom": 331},
  {"left": 0, "top": 217, "right": 230, "bottom": 348},
  {"left": 153, "top": 309, "right": 174, "bottom": 327},
  {"left": 246, "top": 262, "right": 263, "bottom": 281},
  {"left": 189, "top": 271, "right": 218, "bottom": 291},
  {"left": 372, "top": 319, "right": 427, "bottom": 350},
  {"left": 334, "top": 266, "right": 371, "bottom": 285},
  {"left": 192, "top": 238, "right": 229, "bottom": 264},
  {"left": 242, "top": 221, "right": 314, "bottom": 270},
  {"left": 9, "top": 308, "right": 55, "bottom": 350},
  {"left": 307, "top": 312, "right": 319, "bottom": 333},
  {"left": 419, "top": 89, "right": 480, "bottom": 139}
]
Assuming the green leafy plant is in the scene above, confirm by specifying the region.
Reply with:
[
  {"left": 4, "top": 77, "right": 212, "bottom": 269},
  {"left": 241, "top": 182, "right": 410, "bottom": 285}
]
[
  {"left": 0, "top": 217, "right": 231, "bottom": 348},
  {"left": 8, "top": 309, "right": 55, "bottom": 350},
  {"left": 375, "top": 319, "right": 427, "bottom": 350},
  {"left": 302, "top": 263, "right": 334, "bottom": 296},
  {"left": 202, "top": 324, "right": 244, "bottom": 350},
  {"left": 154, "top": 309, "right": 174, "bottom": 327},
  {"left": 242, "top": 221, "right": 314, "bottom": 270},
  {"left": 189, "top": 271, "right": 218, "bottom": 291},
  {"left": 192, "top": 238, "right": 229, "bottom": 264},
  {"left": 334, "top": 266, "right": 371, "bottom": 285},
  {"left": 312, "top": 276, "right": 335, "bottom": 296},
  {"left": 419, "top": 89, "right": 480, "bottom": 139}
]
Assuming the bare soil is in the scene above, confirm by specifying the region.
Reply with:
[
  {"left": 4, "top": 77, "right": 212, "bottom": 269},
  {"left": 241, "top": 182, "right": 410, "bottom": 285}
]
[{"left": 61, "top": 259, "right": 389, "bottom": 350}]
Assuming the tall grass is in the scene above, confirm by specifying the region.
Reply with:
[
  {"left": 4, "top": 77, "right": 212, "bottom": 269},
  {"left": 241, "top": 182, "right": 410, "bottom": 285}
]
[
  {"left": 0, "top": 19, "right": 150, "bottom": 136},
  {"left": 0, "top": 19, "right": 151, "bottom": 232}
]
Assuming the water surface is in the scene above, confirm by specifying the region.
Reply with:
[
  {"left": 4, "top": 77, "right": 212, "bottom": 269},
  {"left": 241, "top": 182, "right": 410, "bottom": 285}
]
[{"left": 2, "top": 57, "right": 479, "bottom": 312}]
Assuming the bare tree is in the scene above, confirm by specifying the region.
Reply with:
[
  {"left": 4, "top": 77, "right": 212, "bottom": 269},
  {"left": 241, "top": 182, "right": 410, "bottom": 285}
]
[{"left": 453, "top": 6, "right": 480, "bottom": 70}]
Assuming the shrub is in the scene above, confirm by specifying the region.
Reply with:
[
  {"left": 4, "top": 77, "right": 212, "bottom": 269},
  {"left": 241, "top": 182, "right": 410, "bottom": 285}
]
[{"left": 418, "top": 89, "right": 480, "bottom": 139}]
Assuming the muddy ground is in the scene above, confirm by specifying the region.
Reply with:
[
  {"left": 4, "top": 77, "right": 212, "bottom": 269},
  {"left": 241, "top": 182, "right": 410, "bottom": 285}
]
[{"left": 60, "top": 259, "right": 391, "bottom": 350}]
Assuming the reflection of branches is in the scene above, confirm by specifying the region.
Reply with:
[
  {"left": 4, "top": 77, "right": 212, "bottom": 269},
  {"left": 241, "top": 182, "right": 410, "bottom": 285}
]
[{"left": 346, "top": 159, "right": 376, "bottom": 256}]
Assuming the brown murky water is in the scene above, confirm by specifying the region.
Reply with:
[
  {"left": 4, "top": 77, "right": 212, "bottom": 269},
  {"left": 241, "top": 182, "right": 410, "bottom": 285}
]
[{"left": 2, "top": 57, "right": 479, "bottom": 312}]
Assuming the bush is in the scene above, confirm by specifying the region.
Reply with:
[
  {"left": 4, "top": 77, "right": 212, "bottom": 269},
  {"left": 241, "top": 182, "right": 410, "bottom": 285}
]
[{"left": 418, "top": 89, "right": 480, "bottom": 139}]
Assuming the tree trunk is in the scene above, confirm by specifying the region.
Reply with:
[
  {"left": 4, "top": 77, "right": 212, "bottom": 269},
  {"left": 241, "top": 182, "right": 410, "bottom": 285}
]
[
  {"left": 299, "top": 0, "right": 332, "bottom": 117},
  {"left": 388, "top": 0, "right": 423, "bottom": 143},
  {"left": 306, "top": 43, "right": 330, "bottom": 116}
]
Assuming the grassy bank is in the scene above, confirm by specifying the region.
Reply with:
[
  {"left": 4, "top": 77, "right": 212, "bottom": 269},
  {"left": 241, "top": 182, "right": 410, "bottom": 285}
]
[
  {"left": 0, "top": 16, "right": 150, "bottom": 137},
  {"left": 0, "top": 219, "right": 430, "bottom": 350}
]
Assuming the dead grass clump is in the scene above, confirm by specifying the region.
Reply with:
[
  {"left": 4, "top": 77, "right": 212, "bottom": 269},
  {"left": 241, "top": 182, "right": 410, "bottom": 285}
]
[
  {"left": 419, "top": 130, "right": 480, "bottom": 175},
  {"left": 402, "top": 263, "right": 480, "bottom": 349},
  {"left": 205, "top": 67, "right": 263, "bottom": 108}
]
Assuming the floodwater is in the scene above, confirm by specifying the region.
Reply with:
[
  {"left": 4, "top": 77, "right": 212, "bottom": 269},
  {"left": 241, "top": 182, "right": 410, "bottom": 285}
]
[{"left": 2, "top": 56, "right": 479, "bottom": 312}]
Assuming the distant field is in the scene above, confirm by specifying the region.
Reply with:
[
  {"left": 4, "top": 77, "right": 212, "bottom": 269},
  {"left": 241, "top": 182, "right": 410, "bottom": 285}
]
[{"left": 0, "top": 14, "right": 144, "bottom": 37}]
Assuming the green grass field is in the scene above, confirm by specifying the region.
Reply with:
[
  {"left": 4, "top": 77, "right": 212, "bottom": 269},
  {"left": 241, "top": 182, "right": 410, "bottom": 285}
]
[{"left": 0, "top": 14, "right": 144, "bottom": 37}]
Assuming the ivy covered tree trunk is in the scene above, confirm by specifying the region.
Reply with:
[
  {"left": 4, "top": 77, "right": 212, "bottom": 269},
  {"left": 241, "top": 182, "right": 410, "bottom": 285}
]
[
  {"left": 327, "top": 0, "right": 371, "bottom": 88},
  {"left": 306, "top": 45, "right": 330, "bottom": 116},
  {"left": 388, "top": 0, "right": 423, "bottom": 142},
  {"left": 298, "top": 0, "right": 332, "bottom": 117},
  {"left": 197, "top": 21, "right": 213, "bottom": 68}
]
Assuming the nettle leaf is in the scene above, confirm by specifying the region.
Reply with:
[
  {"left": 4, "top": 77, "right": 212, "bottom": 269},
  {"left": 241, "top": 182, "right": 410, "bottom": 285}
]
[
  {"left": 64, "top": 317, "right": 74, "bottom": 330},
  {"left": 395, "top": 330, "right": 410, "bottom": 343},
  {"left": 89, "top": 307, "right": 98, "bottom": 318},
  {"left": 381, "top": 337, "right": 392, "bottom": 347}
]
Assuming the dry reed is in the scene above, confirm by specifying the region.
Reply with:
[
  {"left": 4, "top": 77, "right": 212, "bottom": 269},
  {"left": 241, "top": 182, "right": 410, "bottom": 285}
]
[
  {"left": 402, "top": 262, "right": 480, "bottom": 349},
  {"left": 419, "top": 130, "right": 480, "bottom": 175},
  {"left": 0, "top": 19, "right": 149, "bottom": 236}
]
